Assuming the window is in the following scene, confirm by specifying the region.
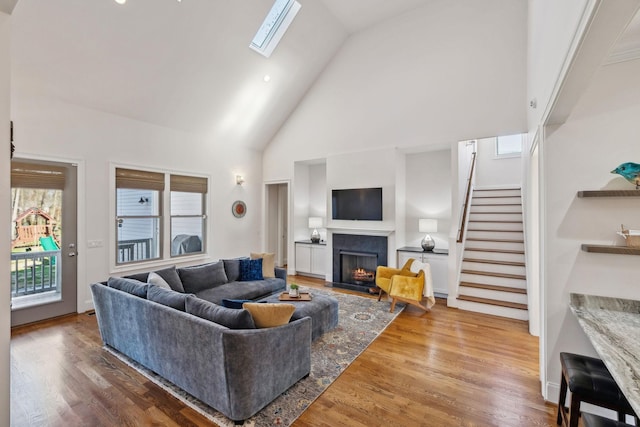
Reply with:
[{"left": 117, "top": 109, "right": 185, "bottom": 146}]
[
  {"left": 250, "top": 0, "right": 301, "bottom": 58},
  {"left": 170, "top": 174, "right": 207, "bottom": 257},
  {"left": 115, "top": 168, "right": 164, "bottom": 264},
  {"left": 495, "top": 134, "right": 523, "bottom": 158}
]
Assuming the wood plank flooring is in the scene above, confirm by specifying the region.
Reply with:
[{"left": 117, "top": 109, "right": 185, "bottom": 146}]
[{"left": 10, "top": 276, "right": 557, "bottom": 426}]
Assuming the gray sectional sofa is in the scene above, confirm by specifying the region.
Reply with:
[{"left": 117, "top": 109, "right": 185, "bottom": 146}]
[{"left": 90, "top": 259, "right": 311, "bottom": 424}]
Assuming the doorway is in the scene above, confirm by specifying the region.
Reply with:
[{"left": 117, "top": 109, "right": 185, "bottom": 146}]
[
  {"left": 265, "top": 182, "right": 289, "bottom": 268},
  {"left": 10, "top": 159, "right": 77, "bottom": 326}
]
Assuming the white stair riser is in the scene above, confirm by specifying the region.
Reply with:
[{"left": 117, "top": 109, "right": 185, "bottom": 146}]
[
  {"left": 469, "top": 212, "right": 522, "bottom": 222},
  {"left": 458, "top": 286, "right": 528, "bottom": 304},
  {"left": 462, "top": 261, "right": 525, "bottom": 276},
  {"left": 467, "top": 221, "right": 523, "bottom": 232},
  {"left": 456, "top": 300, "right": 529, "bottom": 321},
  {"left": 473, "top": 189, "right": 521, "bottom": 198},
  {"left": 459, "top": 273, "right": 527, "bottom": 289},
  {"left": 463, "top": 250, "right": 525, "bottom": 263},
  {"left": 465, "top": 240, "right": 524, "bottom": 252},
  {"left": 466, "top": 230, "right": 523, "bottom": 240},
  {"left": 470, "top": 205, "right": 522, "bottom": 213}
]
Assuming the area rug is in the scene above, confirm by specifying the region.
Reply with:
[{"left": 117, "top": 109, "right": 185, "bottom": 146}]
[{"left": 106, "top": 288, "right": 404, "bottom": 426}]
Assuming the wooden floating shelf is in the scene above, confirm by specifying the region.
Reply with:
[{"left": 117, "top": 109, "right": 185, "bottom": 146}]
[
  {"left": 581, "top": 244, "right": 640, "bottom": 255},
  {"left": 577, "top": 190, "right": 640, "bottom": 198}
]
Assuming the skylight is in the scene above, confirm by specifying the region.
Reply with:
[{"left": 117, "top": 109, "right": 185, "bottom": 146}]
[{"left": 250, "top": 0, "right": 301, "bottom": 58}]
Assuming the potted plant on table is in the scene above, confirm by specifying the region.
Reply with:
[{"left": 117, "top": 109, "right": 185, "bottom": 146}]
[{"left": 289, "top": 283, "right": 300, "bottom": 298}]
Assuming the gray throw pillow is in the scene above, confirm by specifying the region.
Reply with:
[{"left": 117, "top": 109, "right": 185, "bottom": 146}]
[
  {"left": 153, "top": 265, "right": 185, "bottom": 293},
  {"left": 222, "top": 257, "right": 248, "bottom": 282},
  {"left": 147, "top": 271, "right": 171, "bottom": 290},
  {"left": 185, "top": 296, "right": 256, "bottom": 329},
  {"left": 178, "top": 261, "right": 228, "bottom": 294},
  {"left": 147, "top": 285, "right": 189, "bottom": 311},
  {"left": 107, "top": 277, "right": 148, "bottom": 298}
]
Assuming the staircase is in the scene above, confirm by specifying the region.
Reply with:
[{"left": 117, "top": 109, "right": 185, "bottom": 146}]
[{"left": 456, "top": 187, "right": 528, "bottom": 321}]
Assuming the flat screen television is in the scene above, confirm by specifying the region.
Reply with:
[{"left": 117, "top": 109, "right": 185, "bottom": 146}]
[{"left": 332, "top": 187, "right": 383, "bottom": 221}]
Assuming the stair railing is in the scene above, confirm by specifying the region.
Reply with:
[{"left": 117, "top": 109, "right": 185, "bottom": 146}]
[{"left": 457, "top": 152, "right": 477, "bottom": 243}]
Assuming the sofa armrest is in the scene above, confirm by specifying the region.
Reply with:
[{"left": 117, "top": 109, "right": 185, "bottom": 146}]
[{"left": 275, "top": 266, "right": 287, "bottom": 281}]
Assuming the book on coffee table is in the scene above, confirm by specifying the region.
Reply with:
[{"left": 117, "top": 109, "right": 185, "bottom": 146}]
[{"left": 279, "top": 292, "right": 312, "bottom": 301}]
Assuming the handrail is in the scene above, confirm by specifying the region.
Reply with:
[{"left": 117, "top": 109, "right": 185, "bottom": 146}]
[{"left": 457, "top": 152, "right": 477, "bottom": 243}]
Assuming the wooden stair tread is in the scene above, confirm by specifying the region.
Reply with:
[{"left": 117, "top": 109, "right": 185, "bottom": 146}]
[
  {"left": 461, "top": 269, "right": 526, "bottom": 280},
  {"left": 466, "top": 238, "right": 524, "bottom": 243},
  {"left": 459, "top": 281, "right": 527, "bottom": 294},
  {"left": 471, "top": 203, "right": 522, "bottom": 206},
  {"left": 464, "top": 248, "right": 525, "bottom": 254},
  {"left": 473, "top": 195, "right": 521, "bottom": 199},
  {"left": 463, "top": 258, "right": 525, "bottom": 267},
  {"left": 457, "top": 295, "right": 528, "bottom": 310},
  {"left": 474, "top": 188, "right": 521, "bottom": 192},
  {"left": 470, "top": 211, "right": 523, "bottom": 215}
]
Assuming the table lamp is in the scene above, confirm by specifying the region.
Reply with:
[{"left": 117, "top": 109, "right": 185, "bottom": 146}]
[
  {"left": 308, "top": 217, "right": 323, "bottom": 243},
  {"left": 419, "top": 218, "right": 437, "bottom": 251}
]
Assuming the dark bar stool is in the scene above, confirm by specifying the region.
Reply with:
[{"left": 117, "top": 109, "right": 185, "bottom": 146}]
[
  {"left": 583, "top": 412, "right": 633, "bottom": 427},
  {"left": 557, "top": 352, "right": 638, "bottom": 427}
]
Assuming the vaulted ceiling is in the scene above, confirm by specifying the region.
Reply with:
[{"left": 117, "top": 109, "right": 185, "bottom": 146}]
[{"left": 10, "top": 0, "right": 432, "bottom": 151}]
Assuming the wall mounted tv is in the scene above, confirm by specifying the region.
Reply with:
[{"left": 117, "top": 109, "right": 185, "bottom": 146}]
[{"left": 331, "top": 187, "right": 383, "bottom": 221}]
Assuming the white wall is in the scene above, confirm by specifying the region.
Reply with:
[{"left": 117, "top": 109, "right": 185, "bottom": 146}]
[
  {"left": 11, "top": 94, "right": 264, "bottom": 312},
  {"left": 405, "top": 149, "right": 452, "bottom": 251},
  {"left": 308, "top": 163, "right": 327, "bottom": 241},
  {"left": 542, "top": 59, "right": 640, "bottom": 401},
  {"left": 0, "top": 11, "right": 10, "bottom": 427},
  {"left": 475, "top": 137, "right": 522, "bottom": 188},
  {"left": 263, "top": 0, "right": 527, "bottom": 180}
]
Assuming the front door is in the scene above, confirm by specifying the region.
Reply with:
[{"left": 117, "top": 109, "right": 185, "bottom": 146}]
[{"left": 10, "top": 159, "right": 77, "bottom": 326}]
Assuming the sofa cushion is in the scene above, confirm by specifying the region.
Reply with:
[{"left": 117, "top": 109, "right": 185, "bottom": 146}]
[
  {"left": 250, "top": 252, "right": 275, "bottom": 278},
  {"left": 221, "top": 298, "right": 253, "bottom": 309},
  {"left": 147, "top": 271, "right": 171, "bottom": 290},
  {"left": 242, "top": 302, "right": 295, "bottom": 328},
  {"left": 147, "top": 285, "right": 189, "bottom": 311},
  {"left": 195, "top": 278, "right": 286, "bottom": 305},
  {"left": 186, "top": 296, "right": 256, "bottom": 329},
  {"left": 107, "top": 277, "right": 148, "bottom": 298},
  {"left": 154, "top": 265, "right": 185, "bottom": 293},
  {"left": 222, "top": 257, "right": 248, "bottom": 282},
  {"left": 179, "top": 261, "right": 228, "bottom": 294},
  {"left": 240, "top": 258, "right": 263, "bottom": 281}
]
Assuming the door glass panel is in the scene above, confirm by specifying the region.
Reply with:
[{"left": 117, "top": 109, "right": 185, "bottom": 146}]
[{"left": 10, "top": 188, "right": 62, "bottom": 309}]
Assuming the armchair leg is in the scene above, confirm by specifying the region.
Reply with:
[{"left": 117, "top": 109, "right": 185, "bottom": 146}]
[
  {"left": 390, "top": 298, "right": 397, "bottom": 313},
  {"left": 377, "top": 291, "right": 384, "bottom": 302}
]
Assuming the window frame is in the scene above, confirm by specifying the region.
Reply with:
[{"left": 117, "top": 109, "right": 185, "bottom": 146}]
[
  {"left": 494, "top": 134, "right": 524, "bottom": 159},
  {"left": 169, "top": 174, "right": 208, "bottom": 258}
]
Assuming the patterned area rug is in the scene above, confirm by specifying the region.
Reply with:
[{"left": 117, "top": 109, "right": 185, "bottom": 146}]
[{"left": 107, "top": 288, "right": 404, "bottom": 426}]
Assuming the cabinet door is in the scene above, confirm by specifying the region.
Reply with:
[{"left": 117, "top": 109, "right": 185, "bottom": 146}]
[
  {"left": 397, "top": 251, "right": 415, "bottom": 268},
  {"left": 422, "top": 253, "right": 448, "bottom": 296},
  {"left": 310, "top": 246, "right": 326, "bottom": 276},
  {"left": 295, "top": 244, "right": 311, "bottom": 274}
]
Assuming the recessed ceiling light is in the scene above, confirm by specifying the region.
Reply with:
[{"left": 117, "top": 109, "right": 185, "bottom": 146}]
[
  {"left": 115, "top": 0, "right": 126, "bottom": 4},
  {"left": 263, "top": 75, "right": 271, "bottom": 83}
]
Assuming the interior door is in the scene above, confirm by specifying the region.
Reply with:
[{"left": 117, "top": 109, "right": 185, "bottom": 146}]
[{"left": 10, "top": 160, "right": 77, "bottom": 326}]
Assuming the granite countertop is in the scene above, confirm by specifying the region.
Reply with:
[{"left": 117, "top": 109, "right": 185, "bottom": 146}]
[
  {"left": 397, "top": 246, "right": 449, "bottom": 255},
  {"left": 569, "top": 293, "right": 640, "bottom": 415}
]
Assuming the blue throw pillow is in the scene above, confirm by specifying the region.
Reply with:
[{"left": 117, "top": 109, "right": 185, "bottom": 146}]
[
  {"left": 239, "top": 258, "right": 263, "bottom": 281},
  {"left": 221, "top": 298, "right": 253, "bottom": 309}
]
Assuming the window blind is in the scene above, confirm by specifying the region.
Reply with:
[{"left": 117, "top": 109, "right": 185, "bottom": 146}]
[
  {"left": 170, "top": 174, "right": 208, "bottom": 194},
  {"left": 11, "top": 161, "right": 66, "bottom": 190},
  {"left": 116, "top": 168, "right": 165, "bottom": 191}
]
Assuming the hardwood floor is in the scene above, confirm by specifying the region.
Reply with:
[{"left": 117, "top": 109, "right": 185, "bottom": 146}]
[{"left": 10, "top": 276, "right": 557, "bottom": 426}]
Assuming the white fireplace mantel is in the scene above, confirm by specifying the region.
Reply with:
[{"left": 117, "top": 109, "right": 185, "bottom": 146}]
[{"left": 326, "top": 221, "right": 395, "bottom": 237}]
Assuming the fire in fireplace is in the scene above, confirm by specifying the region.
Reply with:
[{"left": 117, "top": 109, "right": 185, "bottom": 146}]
[
  {"left": 352, "top": 267, "right": 375, "bottom": 284},
  {"left": 332, "top": 233, "right": 388, "bottom": 293}
]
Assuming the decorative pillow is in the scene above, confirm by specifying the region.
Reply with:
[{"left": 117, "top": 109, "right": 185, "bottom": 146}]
[
  {"left": 242, "top": 302, "right": 296, "bottom": 328},
  {"left": 178, "top": 261, "right": 228, "bottom": 294},
  {"left": 239, "top": 258, "right": 263, "bottom": 281},
  {"left": 147, "top": 285, "right": 190, "bottom": 311},
  {"left": 222, "top": 257, "right": 248, "bottom": 282},
  {"left": 107, "top": 277, "right": 148, "bottom": 298},
  {"left": 250, "top": 252, "right": 276, "bottom": 278},
  {"left": 185, "top": 296, "right": 256, "bottom": 329},
  {"left": 221, "top": 298, "right": 253, "bottom": 309},
  {"left": 153, "top": 265, "right": 185, "bottom": 293},
  {"left": 147, "top": 271, "right": 171, "bottom": 290}
]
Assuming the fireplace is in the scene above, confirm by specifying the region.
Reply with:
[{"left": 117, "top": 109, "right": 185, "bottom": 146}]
[{"left": 332, "top": 234, "right": 387, "bottom": 292}]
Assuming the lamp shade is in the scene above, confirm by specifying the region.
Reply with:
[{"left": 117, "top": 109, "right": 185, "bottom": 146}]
[
  {"left": 419, "top": 219, "right": 437, "bottom": 233},
  {"left": 308, "top": 217, "right": 323, "bottom": 228}
]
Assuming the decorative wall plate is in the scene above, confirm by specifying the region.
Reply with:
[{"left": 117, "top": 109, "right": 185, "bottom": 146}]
[{"left": 232, "top": 200, "right": 246, "bottom": 218}]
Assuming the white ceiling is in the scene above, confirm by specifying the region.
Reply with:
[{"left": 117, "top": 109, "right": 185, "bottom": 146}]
[{"left": 10, "top": 0, "right": 432, "bottom": 151}]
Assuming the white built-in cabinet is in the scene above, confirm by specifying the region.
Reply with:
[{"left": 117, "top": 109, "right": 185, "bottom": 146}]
[
  {"left": 295, "top": 242, "right": 326, "bottom": 278},
  {"left": 397, "top": 247, "right": 449, "bottom": 297}
]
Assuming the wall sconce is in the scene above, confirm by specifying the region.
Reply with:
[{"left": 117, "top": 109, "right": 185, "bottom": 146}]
[
  {"left": 138, "top": 197, "right": 149, "bottom": 205},
  {"left": 308, "top": 217, "right": 323, "bottom": 243},
  {"left": 419, "top": 218, "right": 437, "bottom": 252},
  {"left": 236, "top": 175, "right": 245, "bottom": 185}
]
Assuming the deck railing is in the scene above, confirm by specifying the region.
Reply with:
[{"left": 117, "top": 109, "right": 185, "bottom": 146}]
[
  {"left": 11, "top": 250, "right": 61, "bottom": 297},
  {"left": 118, "top": 238, "right": 153, "bottom": 263}
]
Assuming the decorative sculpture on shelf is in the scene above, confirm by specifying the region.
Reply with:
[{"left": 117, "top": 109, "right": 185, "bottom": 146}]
[{"left": 611, "top": 162, "right": 640, "bottom": 189}]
